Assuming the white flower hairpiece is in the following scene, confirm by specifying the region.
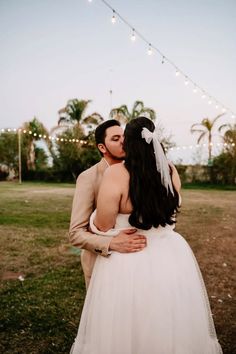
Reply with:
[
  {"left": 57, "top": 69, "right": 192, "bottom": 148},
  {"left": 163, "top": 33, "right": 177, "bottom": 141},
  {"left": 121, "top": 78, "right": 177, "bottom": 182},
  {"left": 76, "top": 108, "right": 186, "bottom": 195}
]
[{"left": 141, "top": 127, "right": 174, "bottom": 195}]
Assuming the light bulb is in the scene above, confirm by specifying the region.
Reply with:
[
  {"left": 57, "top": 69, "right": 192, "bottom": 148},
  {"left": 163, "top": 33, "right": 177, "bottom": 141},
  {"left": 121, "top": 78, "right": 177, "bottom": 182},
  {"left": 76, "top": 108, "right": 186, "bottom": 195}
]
[
  {"left": 111, "top": 11, "right": 116, "bottom": 24},
  {"left": 131, "top": 29, "right": 136, "bottom": 41},
  {"left": 193, "top": 87, "right": 197, "bottom": 93},
  {"left": 147, "top": 44, "right": 153, "bottom": 55},
  {"left": 175, "top": 70, "right": 180, "bottom": 77},
  {"left": 184, "top": 79, "right": 189, "bottom": 86}
]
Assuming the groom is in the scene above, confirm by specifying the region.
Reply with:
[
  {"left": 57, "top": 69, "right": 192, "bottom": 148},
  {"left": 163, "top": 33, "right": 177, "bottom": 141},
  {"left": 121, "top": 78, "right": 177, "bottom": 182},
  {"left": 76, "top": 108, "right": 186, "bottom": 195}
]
[{"left": 69, "top": 120, "right": 147, "bottom": 288}]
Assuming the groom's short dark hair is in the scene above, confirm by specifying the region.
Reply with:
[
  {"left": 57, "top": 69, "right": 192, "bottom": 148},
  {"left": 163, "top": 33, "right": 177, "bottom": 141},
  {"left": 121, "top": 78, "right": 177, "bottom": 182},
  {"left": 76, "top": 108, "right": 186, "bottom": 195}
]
[{"left": 95, "top": 119, "right": 121, "bottom": 146}]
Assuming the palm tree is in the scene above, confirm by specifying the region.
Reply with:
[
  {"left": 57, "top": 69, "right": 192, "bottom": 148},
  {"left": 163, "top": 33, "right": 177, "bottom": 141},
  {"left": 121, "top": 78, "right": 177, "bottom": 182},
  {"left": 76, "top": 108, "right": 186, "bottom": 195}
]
[
  {"left": 218, "top": 123, "right": 236, "bottom": 155},
  {"left": 190, "top": 114, "right": 224, "bottom": 163},
  {"left": 56, "top": 99, "right": 104, "bottom": 133},
  {"left": 110, "top": 100, "right": 156, "bottom": 123},
  {"left": 21, "top": 117, "right": 51, "bottom": 170}
]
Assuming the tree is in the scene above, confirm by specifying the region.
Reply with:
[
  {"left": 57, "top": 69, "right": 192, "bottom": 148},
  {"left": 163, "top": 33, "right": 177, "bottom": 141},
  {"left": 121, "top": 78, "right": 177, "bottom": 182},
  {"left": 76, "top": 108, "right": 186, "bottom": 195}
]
[
  {"left": 190, "top": 114, "right": 224, "bottom": 163},
  {"left": 56, "top": 99, "right": 104, "bottom": 133},
  {"left": 218, "top": 123, "right": 236, "bottom": 156},
  {"left": 110, "top": 100, "right": 156, "bottom": 123},
  {"left": 211, "top": 123, "right": 236, "bottom": 184},
  {"left": 212, "top": 152, "right": 236, "bottom": 185},
  {"left": 0, "top": 132, "right": 18, "bottom": 178},
  {"left": 21, "top": 117, "right": 51, "bottom": 170},
  {"left": 50, "top": 99, "right": 104, "bottom": 180},
  {"left": 53, "top": 126, "right": 100, "bottom": 181}
]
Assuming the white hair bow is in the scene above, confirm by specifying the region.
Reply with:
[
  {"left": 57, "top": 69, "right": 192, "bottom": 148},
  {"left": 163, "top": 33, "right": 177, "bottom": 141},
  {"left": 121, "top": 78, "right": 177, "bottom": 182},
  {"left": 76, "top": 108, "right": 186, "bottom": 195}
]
[{"left": 141, "top": 127, "right": 174, "bottom": 195}]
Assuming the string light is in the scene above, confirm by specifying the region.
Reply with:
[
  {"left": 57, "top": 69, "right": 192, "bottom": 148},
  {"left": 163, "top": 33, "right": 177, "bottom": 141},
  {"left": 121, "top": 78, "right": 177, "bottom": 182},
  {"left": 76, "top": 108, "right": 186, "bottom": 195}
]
[
  {"left": 175, "top": 70, "right": 180, "bottom": 77},
  {"left": 0, "top": 128, "right": 87, "bottom": 146},
  {"left": 94, "top": 0, "right": 235, "bottom": 117},
  {"left": 131, "top": 28, "right": 136, "bottom": 41},
  {"left": 184, "top": 78, "right": 189, "bottom": 86},
  {"left": 147, "top": 44, "right": 153, "bottom": 55},
  {"left": 2, "top": 127, "right": 234, "bottom": 152},
  {"left": 111, "top": 10, "right": 116, "bottom": 24}
]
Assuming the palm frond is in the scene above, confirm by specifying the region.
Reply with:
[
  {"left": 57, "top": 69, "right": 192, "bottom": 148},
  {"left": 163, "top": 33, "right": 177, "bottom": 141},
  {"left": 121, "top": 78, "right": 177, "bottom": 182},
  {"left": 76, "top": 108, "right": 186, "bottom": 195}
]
[
  {"left": 110, "top": 105, "right": 130, "bottom": 123},
  {"left": 197, "top": 131, "right": 207, "bottom": 144},
  {"left": 132, "top": 101, "right": 144, "bottom": 115},
  {"left": 212, "top": 113, "right": 225, "bottom": 125},
  {"left": 191, "top": 127, "right": 205, "bottom": 134},
  {"left": 140, "top": 108, "right": 156, "bottom": 121},
  {"left": 83, "top": 113, "right": 104, "bottom": 126}
]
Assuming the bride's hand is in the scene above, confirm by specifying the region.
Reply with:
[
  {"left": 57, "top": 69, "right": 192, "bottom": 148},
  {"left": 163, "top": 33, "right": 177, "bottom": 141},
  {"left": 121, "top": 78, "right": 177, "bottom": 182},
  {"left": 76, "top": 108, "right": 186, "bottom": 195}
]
[{"left": 109, "top": 229, "right": 147, "bottom": 253}]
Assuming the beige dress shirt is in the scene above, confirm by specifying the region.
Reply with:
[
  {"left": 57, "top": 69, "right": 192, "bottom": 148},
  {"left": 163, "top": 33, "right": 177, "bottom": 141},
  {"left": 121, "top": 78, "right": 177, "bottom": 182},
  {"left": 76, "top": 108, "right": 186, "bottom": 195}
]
[{"left": 69, "top": 158, "right": 112, "bottom": 288}]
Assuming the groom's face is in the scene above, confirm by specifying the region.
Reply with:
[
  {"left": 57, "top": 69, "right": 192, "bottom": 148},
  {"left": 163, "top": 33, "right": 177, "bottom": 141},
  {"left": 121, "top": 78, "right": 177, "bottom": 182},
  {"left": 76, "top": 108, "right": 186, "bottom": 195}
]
[{"left": 100, "top": 125, "right": 125, "bottom": 160}]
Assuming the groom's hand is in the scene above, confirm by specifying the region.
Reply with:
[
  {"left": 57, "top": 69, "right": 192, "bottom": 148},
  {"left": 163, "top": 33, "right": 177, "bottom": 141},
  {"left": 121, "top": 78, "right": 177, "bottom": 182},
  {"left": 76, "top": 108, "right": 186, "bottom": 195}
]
[{"left": 109, "top": 229, "right": 147, "bottom": 253}]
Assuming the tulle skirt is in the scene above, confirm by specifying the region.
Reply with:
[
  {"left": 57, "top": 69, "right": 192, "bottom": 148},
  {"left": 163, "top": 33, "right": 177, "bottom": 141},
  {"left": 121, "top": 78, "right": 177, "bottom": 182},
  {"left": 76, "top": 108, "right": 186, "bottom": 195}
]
[{"left": 71, "top": 214, "right": 222, "bottom": 354}]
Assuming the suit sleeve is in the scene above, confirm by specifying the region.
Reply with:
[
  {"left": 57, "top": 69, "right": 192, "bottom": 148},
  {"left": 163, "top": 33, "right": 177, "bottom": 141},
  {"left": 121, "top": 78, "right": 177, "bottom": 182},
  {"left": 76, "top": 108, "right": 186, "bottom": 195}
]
[{"left": 69, "top": 171, "right": 112, "bottom": 257}]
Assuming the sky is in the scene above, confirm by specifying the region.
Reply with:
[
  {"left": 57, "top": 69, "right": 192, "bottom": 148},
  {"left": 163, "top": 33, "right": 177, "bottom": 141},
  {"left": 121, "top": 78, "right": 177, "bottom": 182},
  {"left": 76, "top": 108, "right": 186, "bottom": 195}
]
[{"left": 0, "top": 0, "right": 235, "bottom": 163}]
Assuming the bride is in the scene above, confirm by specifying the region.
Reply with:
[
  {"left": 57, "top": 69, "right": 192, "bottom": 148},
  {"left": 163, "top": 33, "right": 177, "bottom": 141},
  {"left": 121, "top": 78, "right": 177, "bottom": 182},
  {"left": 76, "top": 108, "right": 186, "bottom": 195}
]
[{"left": 71, "top": 117, "right": 222, "bottom": 354}]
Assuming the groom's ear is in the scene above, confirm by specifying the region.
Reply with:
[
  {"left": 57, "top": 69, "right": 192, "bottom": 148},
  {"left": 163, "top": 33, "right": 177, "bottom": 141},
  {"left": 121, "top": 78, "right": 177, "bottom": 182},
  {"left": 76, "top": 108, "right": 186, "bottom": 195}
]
[{"left": 97, "top": 143, "right": 106, "bottom": 155}]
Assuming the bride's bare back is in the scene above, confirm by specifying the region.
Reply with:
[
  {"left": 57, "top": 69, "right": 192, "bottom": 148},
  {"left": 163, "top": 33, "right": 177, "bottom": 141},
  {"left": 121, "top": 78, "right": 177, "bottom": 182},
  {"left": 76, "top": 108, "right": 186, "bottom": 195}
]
[
  {"left": 94, "top": 163, "right": 132, "bottom": 231},
  {"left": 94, "top": 162, "right": 181, "bottom": 232}
]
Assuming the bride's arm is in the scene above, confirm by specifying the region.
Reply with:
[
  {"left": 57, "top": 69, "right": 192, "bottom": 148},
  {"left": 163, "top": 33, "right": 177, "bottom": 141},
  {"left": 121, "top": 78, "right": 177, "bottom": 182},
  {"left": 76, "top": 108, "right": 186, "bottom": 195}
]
[
  {"left": 168, "top": 161, "right": 182, "bottom": 206},
  {"left": 94, "top": 167, "right": 121, "bottom": 232},
  {"left": 169, "top": 161, "right": 181, "bottom": 194}
]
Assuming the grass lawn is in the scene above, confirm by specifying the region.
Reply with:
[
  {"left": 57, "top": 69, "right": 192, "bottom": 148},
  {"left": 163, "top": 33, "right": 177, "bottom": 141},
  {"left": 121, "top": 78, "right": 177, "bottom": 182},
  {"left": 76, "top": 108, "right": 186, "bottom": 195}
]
[{"left": 0, "top": 181, "right": 235, "bottom": 353}]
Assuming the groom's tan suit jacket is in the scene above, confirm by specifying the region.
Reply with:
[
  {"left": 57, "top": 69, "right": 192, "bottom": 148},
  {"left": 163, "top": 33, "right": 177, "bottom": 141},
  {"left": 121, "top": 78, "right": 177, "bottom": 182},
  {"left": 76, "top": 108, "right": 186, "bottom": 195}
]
[{"left": 69, "top": 158, "right": 111, "bottom": 288}]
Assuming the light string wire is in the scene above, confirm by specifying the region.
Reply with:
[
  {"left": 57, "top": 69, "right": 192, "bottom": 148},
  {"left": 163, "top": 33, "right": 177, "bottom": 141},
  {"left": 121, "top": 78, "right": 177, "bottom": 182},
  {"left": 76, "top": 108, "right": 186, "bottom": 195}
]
[{"left": 97, "top": 0, "right": 235, "bottom": 118}]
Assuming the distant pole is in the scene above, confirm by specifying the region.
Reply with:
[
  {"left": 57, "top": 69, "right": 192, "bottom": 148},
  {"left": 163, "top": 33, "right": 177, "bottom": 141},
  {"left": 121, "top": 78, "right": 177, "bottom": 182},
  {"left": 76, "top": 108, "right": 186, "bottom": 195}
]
[
  {"left": 109, "top": 89, "right": 113, "bottom": 112},
  {"left": 18, "top": 129, "right": 22, "bottom": 184},
  {"left": 109, "top": 68, "right": 113, "bottom": 112}
]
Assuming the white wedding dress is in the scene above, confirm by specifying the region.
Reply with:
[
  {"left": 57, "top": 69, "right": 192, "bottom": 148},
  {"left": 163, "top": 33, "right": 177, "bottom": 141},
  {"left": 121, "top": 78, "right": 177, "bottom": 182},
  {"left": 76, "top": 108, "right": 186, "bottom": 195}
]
[{"left": 71, "top": 213, "right": 222, "bottom": 354}]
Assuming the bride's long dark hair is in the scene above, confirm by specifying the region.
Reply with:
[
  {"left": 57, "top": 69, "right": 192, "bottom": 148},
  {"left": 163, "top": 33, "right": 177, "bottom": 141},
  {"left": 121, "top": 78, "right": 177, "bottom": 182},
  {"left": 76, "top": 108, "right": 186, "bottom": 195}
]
[{"left": 124, "top": 117, "right": 179, "bottom": 230}]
